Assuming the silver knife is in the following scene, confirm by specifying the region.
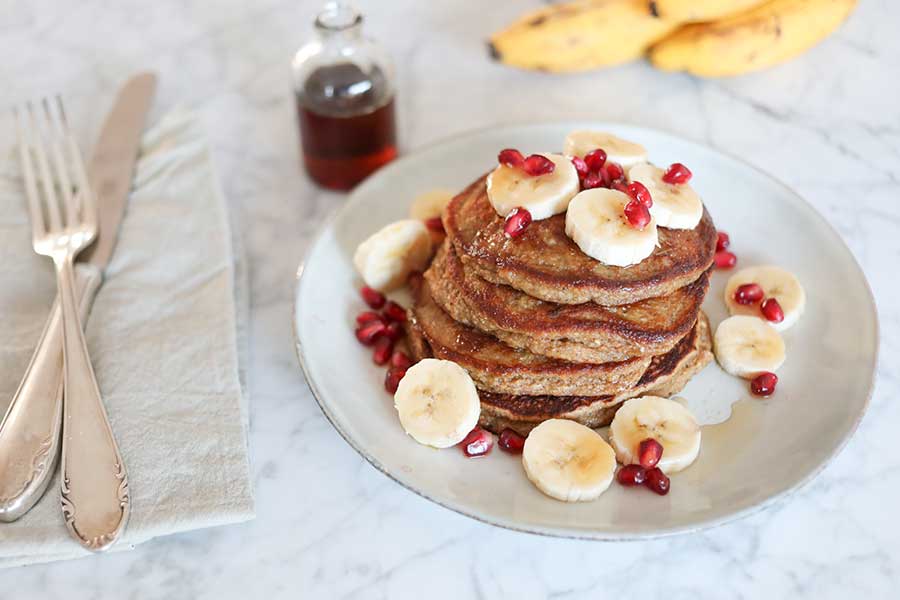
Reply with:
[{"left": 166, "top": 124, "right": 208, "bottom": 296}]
[{"left": 0, "top": 73, "right": 157, "bottom": 524}]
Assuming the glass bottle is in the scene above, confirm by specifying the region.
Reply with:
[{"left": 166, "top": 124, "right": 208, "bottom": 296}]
[{"left": 293, "top": 2, "right": 397, "bottom": 191}]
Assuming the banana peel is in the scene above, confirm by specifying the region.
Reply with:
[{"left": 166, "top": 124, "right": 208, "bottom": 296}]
[{"left": 648, "top": 0, "right": 770, "bottom": 23}]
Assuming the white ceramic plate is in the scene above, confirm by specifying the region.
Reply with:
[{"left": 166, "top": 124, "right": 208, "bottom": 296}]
[{"left": 293, "top": 123, "right": 878, "bottom": 539}]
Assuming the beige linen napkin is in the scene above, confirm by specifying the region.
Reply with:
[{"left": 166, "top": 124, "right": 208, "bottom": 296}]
[{"left": 0, "top": 109, "right": 254, "bottom": 566}]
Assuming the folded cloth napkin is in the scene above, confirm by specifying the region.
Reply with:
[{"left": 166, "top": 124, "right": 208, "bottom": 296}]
[{"left": 0, "top": 109, "right": 254, "bottom": 567}]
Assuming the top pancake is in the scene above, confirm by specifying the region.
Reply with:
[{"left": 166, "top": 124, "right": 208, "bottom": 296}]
[{"left": 444, "top": 175, "right": 718, "bottom": 306}]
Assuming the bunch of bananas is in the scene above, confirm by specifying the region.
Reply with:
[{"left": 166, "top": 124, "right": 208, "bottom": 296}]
[{"left": 489, "top": 0, "right": 857, "bottom": 77}]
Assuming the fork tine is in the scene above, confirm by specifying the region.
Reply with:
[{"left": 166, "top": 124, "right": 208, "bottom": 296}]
[
  {"left": 26, "top": 101, "right": 64, "bottom": 233},
  {"left": 57, "top": 97, "right": 96, "bottom": 228},
  {"left": 43, "top": 97, "right": 78, "bottom": 228},
  {"left": 14, "top": 106, "right": 47, "bottom": 241}
]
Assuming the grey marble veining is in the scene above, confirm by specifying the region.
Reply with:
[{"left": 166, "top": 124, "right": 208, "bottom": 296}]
[{"left": 1, "top": 0, "right": 898, "bottom": 597}]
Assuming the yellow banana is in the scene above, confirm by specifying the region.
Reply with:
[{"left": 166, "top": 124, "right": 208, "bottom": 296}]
[
  {"left": 649, "top": 0, "right": 857, "bottom": 77},
  {"left": 489, "top": 0, "right": 679, "bottom": 73},
  {"left": 648, "top": 0, "right": 769, "bottom": 22}
]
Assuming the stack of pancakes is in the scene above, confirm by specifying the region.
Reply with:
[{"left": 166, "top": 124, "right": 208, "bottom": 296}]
[{"left": 407, "top": 175, "right": 717, "bottom": 435}]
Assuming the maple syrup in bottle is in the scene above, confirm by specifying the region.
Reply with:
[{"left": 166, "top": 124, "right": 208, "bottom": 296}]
[{"left": 293, "top": 3, "right": 397, "bottom": 191}]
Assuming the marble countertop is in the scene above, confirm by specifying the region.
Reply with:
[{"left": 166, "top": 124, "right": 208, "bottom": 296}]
[{"left": 2, "top": 0, "right": 898, "bottom": 597}]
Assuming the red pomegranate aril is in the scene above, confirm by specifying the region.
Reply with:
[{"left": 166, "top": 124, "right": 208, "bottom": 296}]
[
  {"left": 714, "top": 251, "right": 737, "bottom": 269},
  {"left": 355, "top": 320, "right": 386, "bottom": 346},
  {"left": 761, "top": 297, "right": 785, "bottom": 323},
  {"left": 716, "top": 231, "right": 730, "bottom": 252},
  {"left": 424, "top": 216, "right": 445, "bottom": 234},
  {"left": 504, "top": 207, "right": 532, "bottom": 238},
  {"left": 624, "top": 199, "right": 652, "bottom": 230},
  {"left": 584, "top": 148, "right": 608, "bottom": 171},
  {"left": 645, "top": 467, "right": 670, "bottom": 495},
  {"left": 360, "top": 286, "right": 386, "bottom": 309},
  {"left": 734, "top": 283, "right": 764, "bottom": 305},
  {"left": 382, "top": 300, "right": 407, "bottom": 323},
  {"left": 610, "top": 179, "right": 629, "bottom": 193},
  {"left": 384, "top": 366, "right": 407, "bottom": 394},
  {"left": 662, "top": 162, "right": 692, "bottom": 184},
  {"left": 751, "top": 371, "right": 778, "bottom": 396},
  {"left": 626, "top": 181, "right": 653, "bottom": 208},
  {"left": 459, "top": 427, "right": 494, "bottom": 458},
  {"left": 617, "top": 464, "right": 647, "bottom": 487},
  {"left": 571, "top": 156, "right": 589, "bottom": 178},
  {"left": 389, "top": 350, "right": 413, "bottom": 370},
  {"left": 383, "top": 321, "right": 403, "bottom": 341},
  {"left": 498, "top": 428, "right": 526, "bottom": 454},
  {"left": 605, "top": 162, "right": 624, "bottom": 181},
  {"left": 638, "top": 438, "right": 664, "bottom": 469},
  {"left": 498, "top": 148, "right": 525, "bottom": 169},
  {"left": 372, "top": 336, "right": 394, "bottom": 365},
  {"left": 356, "top": 311, "right": 383, "bottom": 326},
  {"left": 523, "top": 154, "right": 555, "bottom": 176},
  {"left": 582, "top": 172, "right": 604, "bottom": 190}
]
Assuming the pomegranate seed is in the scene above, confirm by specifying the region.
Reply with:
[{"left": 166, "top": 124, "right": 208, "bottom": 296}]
[
  {"left": 624, "top": 199, "right": 651, "bottom": 230},
  {"left": 424, "top": 216, "right": 445, "bottom": 234},
  {"left": 383, "top": 321, "right": 403, "bottom": 341},
  {"left": 716, "top": 231, "right": 730, "bottom": 252},
  {"left": 582, "top": 172, "right": 604, "bottom": 189},
  {"left": 734, "top": 283, "right": 764, "bottom": 305},
  {"left": 523, "top": 154, "right": 555, "bottom": 176},
  {"left": 459, "top": 427, "right": 493, "bottom": 458},
  {"left": 498, "top": 148, "right": 525, "bottom": 169},
  {"left": 625, "top": 181, "right": 653, "bottom": 208},
  {"left": 645, "top": 467, "right": 670, "bottom": 495},
  {"left": 714, "top": 251, "right": 737, "bottom": 269},
  {"left": 761, "top": 298, "right": 784, "bottom": 323},
  {"left": 750, "top": 372, "right": 778, "bottom": 396},
  {"left": 498, "top": 428, "right": 526, "bottom": 454},
  {"left": 638, "top": 438, "right": 664, "bottom": 469},
  {"left": 610, "top": 179, "right": 629, "bottom": 193},
  {"left": 616, "top": 464, "right": 647, "bottom": 486},
  {"left": 382, "top": 300, "right": 407, "bottom": 323},
  {"left": 571, "top": 156, "right": 589, "bottom": 178},
  {"left": 384, "top": 366, "right": 407, "bottom": 394},
  {"left": 504, "top": 207, "right": 532, "bottom": 238},
  {"left": 604, "top": 162, "right": 624, "bottom": 181},
  {"left": 355, "top": 320, "right": 386, "bottom": 346},
  {"left": 356, "top": 311, "right": 383, "bottom": 326},
  {"left": 662, "top": 162, "right": 692, "bottom": 184},
  {"left": 584, "top": 148, "right": 607, "bottom": 171},
  {"left": 389, "top": 350, "right": 413, "bottom": 370},
  {"left": 360, "top": 286, "right": 385, "bottom": 309},
  {"left": 372, "top": 336, "right": 394, "bottom": 365}
]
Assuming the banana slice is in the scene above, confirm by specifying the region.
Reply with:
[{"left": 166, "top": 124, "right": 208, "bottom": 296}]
[
  {"left": 563, "top": 131, "right": 648, "bottom": 168},
  {"left": 714, "top": 315, "right": 786, "bottom": 378},
  {"left": 522, "top": 419, "right": 617, "bottom": 502},
  {"left": 627, "top": 163, "right": 703, "bottom": 230},
  {"left": 486, "top": 153, "right": 579, "bottom": 220},
  {"left": 724, "top": 265, "right": 806, "bottom": 331},
  {"left": 353, "top": 219, "right": 434, "bottom": 292},
  {"left": 409, "top": 189, "right": 455, "bottom": 220},
  {"left": 609, "top": 396, "right": 701, "bottom": 474},
  {"left": 565, "top": 188, "right": 658, "bottom": 267},
  {"left": 394, "top": 359, "right": 481, "bottom": 449}
]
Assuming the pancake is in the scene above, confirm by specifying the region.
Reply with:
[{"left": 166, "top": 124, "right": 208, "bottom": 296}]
[
  {"left": 407, "top": 312, "right": 713, "bottom": 437},
  {"left": 444, "top": 175, "right": 718, "bottom": 306},
  {"left": 426, "top": 239, "right": 709, "bottom": 363},
  {"left": 409, "top": 276, "right": 652, "bottom": 397}
]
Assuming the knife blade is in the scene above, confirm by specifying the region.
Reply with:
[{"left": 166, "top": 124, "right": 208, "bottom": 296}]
[{"left": 0, "top": 73, "right": 157, "bottom": 523}]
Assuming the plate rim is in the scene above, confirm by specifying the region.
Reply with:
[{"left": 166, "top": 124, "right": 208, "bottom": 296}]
[{"left": 292, "top": 121, "right": 880, "bottom": 540}]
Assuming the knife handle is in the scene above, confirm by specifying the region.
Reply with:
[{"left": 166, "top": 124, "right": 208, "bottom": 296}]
[{"left": 0, "top": 265, "right": 101, "bottom": 522}]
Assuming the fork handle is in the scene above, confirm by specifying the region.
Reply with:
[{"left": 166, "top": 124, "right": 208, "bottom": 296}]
[
  {"left": 0, "top": 264, "right": 101, "bottom": 522},
  {"left": 55, "top": 256, "right": 129, "bottom": 551}
]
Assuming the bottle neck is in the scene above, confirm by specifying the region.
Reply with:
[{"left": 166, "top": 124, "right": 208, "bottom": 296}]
[{"left": 315, "top": 2, "right": 363, "bottom": 43}]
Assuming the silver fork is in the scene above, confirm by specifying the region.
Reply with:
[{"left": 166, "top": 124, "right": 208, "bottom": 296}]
[{"left": 15, "top": 98, "right": 129, "bottom": 551}]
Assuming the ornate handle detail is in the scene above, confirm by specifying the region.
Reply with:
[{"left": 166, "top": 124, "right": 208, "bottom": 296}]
[
  {"left": 0, "top": 265, "right": 101, "bottom": 522},
  {"left": 55, "top": 257, "right": 129, "bottom": 551}
]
